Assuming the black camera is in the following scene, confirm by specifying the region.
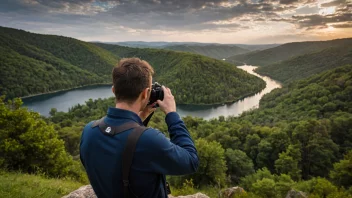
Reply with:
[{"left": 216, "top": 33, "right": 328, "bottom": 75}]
[{"left": 148, "top": 82, "right": 164, "bottom": 105}]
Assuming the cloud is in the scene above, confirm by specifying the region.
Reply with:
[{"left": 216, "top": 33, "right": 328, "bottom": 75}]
[{"left": 0, "top": 0, "right": 351, "bottom": 44}]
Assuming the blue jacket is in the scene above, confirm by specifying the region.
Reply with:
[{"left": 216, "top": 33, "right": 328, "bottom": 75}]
[{"left": 80, "top": 107, "right": 199, "bottom": 198}]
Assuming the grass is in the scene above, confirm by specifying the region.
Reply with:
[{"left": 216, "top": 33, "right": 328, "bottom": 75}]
[{"left": 0, "top": 171, "right": 84, "bottom": 198}]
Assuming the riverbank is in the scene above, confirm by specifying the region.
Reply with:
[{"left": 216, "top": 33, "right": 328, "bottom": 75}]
[{"left": 20, "top": 83, "right": 112, "bottom": 99}]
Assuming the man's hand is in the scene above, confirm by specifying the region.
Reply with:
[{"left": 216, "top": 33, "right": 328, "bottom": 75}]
[
  {"left": 157, "top": 86, "right": 176, "bottom": 115},
  {"left": 139, "top": 103, "right": 156, "bottom": 121}
]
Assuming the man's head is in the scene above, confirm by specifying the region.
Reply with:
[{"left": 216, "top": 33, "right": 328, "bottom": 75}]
[{"left": 112, "top": 58, "right": 154, "bottom": 111}]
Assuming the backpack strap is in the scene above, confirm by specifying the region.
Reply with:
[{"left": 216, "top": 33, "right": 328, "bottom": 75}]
[
  {"left": 122, "top": 126, "right": 147, "bottom": 198},
  {"left": 91, "top": 116, "right": 140, "bottom": 136},
  {"left": 92, "top": 116, "right": 148, "bottom": 198}
]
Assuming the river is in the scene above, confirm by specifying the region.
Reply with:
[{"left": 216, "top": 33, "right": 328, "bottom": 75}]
[{"left": 22, "top": 65, "right": 282, "bottom": 120}]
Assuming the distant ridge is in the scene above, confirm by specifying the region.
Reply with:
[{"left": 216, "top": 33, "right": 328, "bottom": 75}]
[
  {"left": 163, "top": 44, "right": 249, "bottom": 60},
  {"left": 227, "top": 38, "right": 352, "bottom": 66},
  {"left": 255, "top": 44, "right": 352, "bottom": 84}
]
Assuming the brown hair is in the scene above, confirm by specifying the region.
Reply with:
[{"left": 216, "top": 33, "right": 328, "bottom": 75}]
[{"left": 112, "top": 58, "right": 154, "bottom": 103}]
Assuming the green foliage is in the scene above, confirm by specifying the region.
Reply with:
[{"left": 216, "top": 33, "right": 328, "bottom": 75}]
[
  {"left": 191, "top": 139, "right": 227, "bottom": 187},
  {"left": 275, "top": 144, "right": 301, "bottom": 180},
  {"left": 0, "top": 171, "right": 84, "bottom": 198},
  {"left": 225, "top": 149, "right": 254, "bottom": 184},
  {"left": 164, "top": 44, "right": 249, "bottom": 60},
  {"left": 227, "top": 38, "right": 352, "bottom": 66},
  {"left": 330, "top": 151, "right": 352, "bottom": 189},
  {"left": 256, "top": 45, "right": 352, "bottom": 84},
  {"left": 0, "top": 26, "right": 118, "bottom": 99},
  {"left": 95, "top": 43, "right": 266, "bottom": 105},
  {"left": 0, "top": 96, "right": 86, "bottom": 182}
]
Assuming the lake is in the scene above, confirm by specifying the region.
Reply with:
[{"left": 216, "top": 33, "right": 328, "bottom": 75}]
[{"left": 23, "top": 65, "right": 282, "bottom": 119}]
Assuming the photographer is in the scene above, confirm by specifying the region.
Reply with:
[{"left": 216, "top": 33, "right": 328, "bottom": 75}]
[{"left": 80, "top": 58, "right": 199, "bottom": 198}]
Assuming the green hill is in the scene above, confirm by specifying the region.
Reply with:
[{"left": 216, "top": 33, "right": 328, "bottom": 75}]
[
  {"left": 227, "top": 38, "right": 352, "bottom": 66},
  {"left": 94, "top": 43, "right": 266, "bottom": 104},
  {"left": 240, "top": 64, "right": 352, "bottom": 125},
  {"left": 0, "top": 26, "right": 119, "bottom": 98},
  {"left": 163, "top": 44, "right": 249, "bottom": 59},
  {"left": 255, "top": 45, "right": 352, "bottom": 84}
]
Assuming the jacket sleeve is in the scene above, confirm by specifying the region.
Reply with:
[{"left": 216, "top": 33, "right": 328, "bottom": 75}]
[{"left": 145, "top": 112, "right": 199, "bottom": 175}]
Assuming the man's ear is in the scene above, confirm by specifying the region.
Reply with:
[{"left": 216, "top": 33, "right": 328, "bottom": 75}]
[
  {"left": 111, "top": 86, "right": 115, "bottom": 95},
  {"left": 142, "top": 88, "right": 149, "bottom": 100}
]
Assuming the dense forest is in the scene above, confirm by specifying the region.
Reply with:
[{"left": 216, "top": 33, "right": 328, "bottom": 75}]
[
  {"left": 95, "top": 43, "right": 266, "bottom": 104},
  {"left": 1, "top": 64, "right": 345, "bottom": 197},
  {"left": 227, "top": 38, "right": 352, "bottom": 66},
  {"left": 0, "top": 26, "right": 265, "bottom": 105},
  {"left": 0, "top": 27, "right": 118, "bottom": 99},
  {"left": 163, "top": 44, "right": 249, "bottom": 59},
  {"left": 255, "top": 45, "right": 352, "bottom": 84}
]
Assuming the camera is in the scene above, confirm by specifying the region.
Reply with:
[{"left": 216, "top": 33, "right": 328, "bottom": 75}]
[{"left": 148, "top": 82, "right": 164, "bottom": 105}]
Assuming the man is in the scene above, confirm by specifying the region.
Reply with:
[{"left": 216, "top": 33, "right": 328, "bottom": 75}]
[{"left": 80, "top": 58, "right": 199, "bottom": 198}]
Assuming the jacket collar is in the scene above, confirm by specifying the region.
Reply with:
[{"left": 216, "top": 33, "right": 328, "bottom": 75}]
[{"left": 106, "top": 107, "right": 143, "bottom": 125}]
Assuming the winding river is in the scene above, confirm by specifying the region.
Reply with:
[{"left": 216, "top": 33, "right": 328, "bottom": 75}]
[{"left": 23, "top": 65, "right": 282, "bottom": 120}]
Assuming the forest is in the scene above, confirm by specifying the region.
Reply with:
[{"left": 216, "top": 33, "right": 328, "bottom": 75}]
[
  {"left": 1, "top": 64, "right": 350, "bottom": 197},
  {"left": 255, "top": 45, "right": 352, "bottom": 84},
  {"left": 163, "top": 44, "right": 249, "bottom": 60},
  {"left": 95, "top": 43, "right": 266, "bottom": 104},
  {"left": 0, "top": 26, "right": 265, "bottom": 105}
]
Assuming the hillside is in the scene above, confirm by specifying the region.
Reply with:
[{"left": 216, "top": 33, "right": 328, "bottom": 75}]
[
  {"left": 240, "top": 64, "right": 352, "bottom": 125},
  {"left": 0, "top": 26, "right": 118, "bottom": 98},
  {"left": 163, "top": 44, "right": 249, "bottom": 59},
  {"left": 94, "top": 43, "right": 266, "bottom": 104},
  {"left": 255, "top": 45, "right": 352, "bottom": 84},
  {"left": 227, "top": 38, "right": 352, "bottom": 66}
]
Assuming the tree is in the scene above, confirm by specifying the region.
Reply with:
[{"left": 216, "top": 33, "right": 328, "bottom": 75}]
[
  {"left": 330, "top": 150, "right": 352, "bottom": 189},
  {"left": 191, "top": 138, "right": 227, "bottom": 187},
  {"left": 275, "top": 144, "right": 302, "bottom": 181},
  {"left": 225, "top": 149, "right": 254, "bottom": 184},
  {"left": 0, "top": 97, "right": 85, "bottom": 181}
]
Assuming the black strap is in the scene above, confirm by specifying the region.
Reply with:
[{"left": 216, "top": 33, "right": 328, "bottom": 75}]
[
  {"left": 92, "top": 116, "right": 140, "bottom": 136},
  {"left": 122, "top": 126, "right": 147, "bottom": 198},
  {"left": 92, "top": 117, "right": 147, "bottom": 198}
]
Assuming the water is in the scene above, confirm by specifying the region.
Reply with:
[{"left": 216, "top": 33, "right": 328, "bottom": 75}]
[{"left": 23, "top": 66, "right": 282, "bottom": 119}]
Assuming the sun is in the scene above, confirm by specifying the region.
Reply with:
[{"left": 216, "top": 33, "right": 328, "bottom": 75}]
[{"left": 319, "top": 6, "right": 336, "bottom": 15}]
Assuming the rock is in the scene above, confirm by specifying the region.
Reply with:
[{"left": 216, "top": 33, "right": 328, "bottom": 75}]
[
  {"left": 221, "top": 186, "right": 245, "bottom": 198},
  {"left": 62, "top": 185, "right": 209, "bottom": 198},
  {"left": 285, "top": 189, "right": 307, "bottom": 198},
  {"left": 168, "top": 193, "right": 210, "bottom": 198},
  {"left": 62, "top": 185, "right": 97, "bottom": 198}
]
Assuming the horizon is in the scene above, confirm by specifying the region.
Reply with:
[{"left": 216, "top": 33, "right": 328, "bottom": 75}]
[{"left": 0, "top": 0, "right": 351, "bottom": 44}]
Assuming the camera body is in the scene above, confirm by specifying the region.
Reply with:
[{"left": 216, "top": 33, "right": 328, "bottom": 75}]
[{"left": 148, "top": 82, "right": 164, "bottom": 105}]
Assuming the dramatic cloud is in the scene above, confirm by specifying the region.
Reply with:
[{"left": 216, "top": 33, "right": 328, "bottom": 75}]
[{"left": 0, "top": 0, "right": 351, "bottom": 43}]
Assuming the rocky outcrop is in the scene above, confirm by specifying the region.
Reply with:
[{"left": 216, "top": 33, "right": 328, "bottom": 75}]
[
  {"left": 221, "top": 186, "right": 245, "bottom": 198},
  {"left": 62, "top": 185, "right": 209, "bottom": 198},
  {"left": 62, "top": 185, "right": 97, "bottom": 198},
  {"left": 169, "top": 193, "right": 210, "bottom": 198},
  {"left": 285, "top": 190, "right": 307, "bottom": 198}
]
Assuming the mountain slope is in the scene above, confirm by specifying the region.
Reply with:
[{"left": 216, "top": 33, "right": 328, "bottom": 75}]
[
  {"left": 0, "top": 26, "right": 119, "bottom": 98},
  {"left": 95, "top": 43, "right": 266, "bottom": 104},
  {"left": 240, "top": 64, "right": 352, "bottom": 125},
  {"left": 227, "top": 38, "right": 352, "bottom": 66},
  {"left": 163, "top": 44, "right": 249, "bottom": 59},
  {"left": 255, "top": 45, "right": 352, "bottom": 84}
]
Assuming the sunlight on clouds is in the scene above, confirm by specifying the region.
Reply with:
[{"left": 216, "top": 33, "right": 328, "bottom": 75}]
[{"left": 319, "top": 6, "right": 336, "bottom": 15}]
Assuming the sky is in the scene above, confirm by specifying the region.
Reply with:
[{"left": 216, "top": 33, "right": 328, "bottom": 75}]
[{"left": 0, "top": 0, "right": 351, "bottom": 44}]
